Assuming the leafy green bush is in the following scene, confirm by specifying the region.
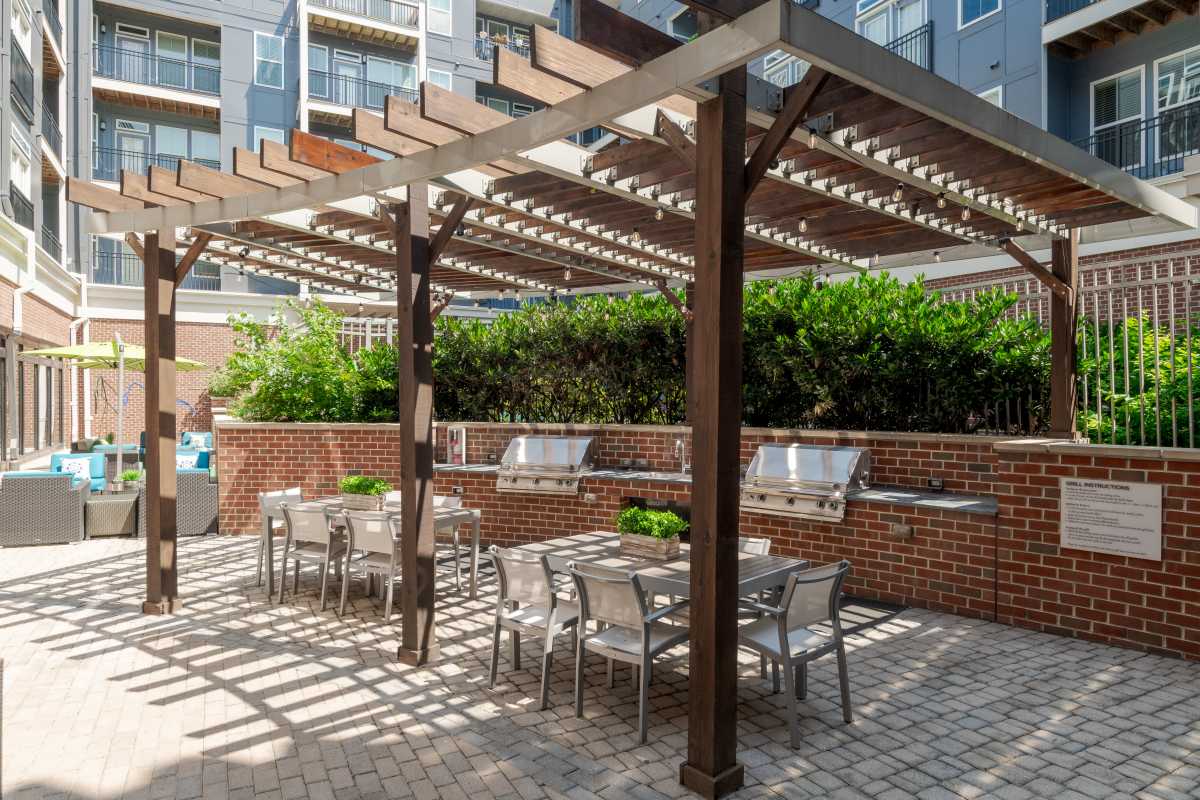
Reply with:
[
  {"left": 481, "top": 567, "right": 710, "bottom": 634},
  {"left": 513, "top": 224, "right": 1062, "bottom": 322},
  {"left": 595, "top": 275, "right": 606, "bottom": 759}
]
[
  {"left": 339, "top": 475, "right": 393, "bottom": 496},
  {"left": 616, "top": 507, "right": 687, "bottom": 540}
]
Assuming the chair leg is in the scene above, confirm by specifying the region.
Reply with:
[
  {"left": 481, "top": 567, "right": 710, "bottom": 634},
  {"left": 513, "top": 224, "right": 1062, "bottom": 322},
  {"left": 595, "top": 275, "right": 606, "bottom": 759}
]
[
  {"left": 760, "top": 653, "right": 768, "bottom": 680},
  {"left": 489, "top": 618, "right": 502, "bottom": 689},
  {"left": 511, "top": 629, "right": 521, "bottom": 671},
  {"left": 277, "top": 548, "right": 288, "bottom": 603},
  {"left": 574, "top": 640, "right": 586, "bottom": 718},
  {"left": 384, "top": 570, "right": 394, "bottom": 622},
  {"left": 771, "top": 659, "right": 780, "bottom": 694},
  {"left": 452, "top": 529, "right": 462, "bottom": 592},
  {"left": 779, "top": 654, "right": 801, "bottom": 749},
  {"left": 606, "top": 657, "right": 614, "bottom": 689},
  {"left": 796, "top": 661, "right": 807, "bottom": 700},
  {"left": 256, "top": 532, "right": 265, "bottom": 586},
  {"left": 637, "top": 655, "right": 651, "bottom": 745},
  {"left": 339, "top": 555, "right": 351, "bottom": 617},
  {"left": 319, "top": 560, "right": 330, "bottom": 612},
  {"left": 836, "top": 642, "right": 853, "bottom": 724},
  {"left": 539, "top": 629, "right": 555, "bottom": 710},
  {"left": 293, "top": 561, "right": 300, "bottom": 593}
]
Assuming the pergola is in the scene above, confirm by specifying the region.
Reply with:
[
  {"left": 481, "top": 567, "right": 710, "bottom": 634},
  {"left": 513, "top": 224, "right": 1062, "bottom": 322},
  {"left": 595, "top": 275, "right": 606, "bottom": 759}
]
[{"left": 67, "top": 1, "right": 1195, "bottom": 796}]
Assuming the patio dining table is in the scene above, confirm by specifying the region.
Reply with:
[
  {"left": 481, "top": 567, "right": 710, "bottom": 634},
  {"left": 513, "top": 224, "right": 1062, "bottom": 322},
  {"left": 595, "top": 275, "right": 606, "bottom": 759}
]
[
  {"left": 514, "top": 531, "right": 809, "bottom": 598},
  {"left": 263, "top": 496, "right": 483, "bottom": 599}
]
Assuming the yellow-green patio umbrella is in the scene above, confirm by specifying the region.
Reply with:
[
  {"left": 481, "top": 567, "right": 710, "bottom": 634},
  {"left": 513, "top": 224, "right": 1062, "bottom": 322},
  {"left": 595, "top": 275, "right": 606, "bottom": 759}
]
[{"left": 23, "top": 339, "right": 207, "bottom": 478}]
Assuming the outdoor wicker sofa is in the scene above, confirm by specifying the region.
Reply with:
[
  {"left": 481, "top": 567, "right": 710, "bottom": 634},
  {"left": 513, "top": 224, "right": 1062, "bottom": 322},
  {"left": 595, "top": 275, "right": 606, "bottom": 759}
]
[
  {"left": 0, "top": 473, "right": 87, "bottom": 546},
  {"left": 136, "top": 469, "right": 219, "bottom": 538}
]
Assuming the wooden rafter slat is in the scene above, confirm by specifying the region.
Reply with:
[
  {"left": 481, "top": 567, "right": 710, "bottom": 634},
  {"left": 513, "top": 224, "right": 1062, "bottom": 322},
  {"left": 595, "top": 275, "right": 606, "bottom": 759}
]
[
  {"left": 291, "top": 130, "right": 379, "bottom": 174},
  {"left": 233, "top": 147, "right": 302, "bottom": 187},
  {"left": 120, "top": 172, "right": 187, "bottom": 207},
  {"left": 66, "top": 177, "right": 144, "bottom": 212},
  {"left": 148, "top": 166, "right": 214, "bottom": 202},
  {"left": 353, "top": 108, "right": 429, "bottom": 157},
  {"left": 178, "top": 160, "right": 266, "bottom": 199},
  {"left": 573, "top": 0, "right": 680, "bottom": 66},
  {"left": 260, "top": 140, "right": 330, "bottom": 180}
]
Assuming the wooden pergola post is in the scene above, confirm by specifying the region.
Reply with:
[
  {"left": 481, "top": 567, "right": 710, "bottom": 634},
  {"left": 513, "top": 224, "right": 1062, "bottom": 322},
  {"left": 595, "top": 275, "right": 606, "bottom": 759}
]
[
  {"left": 680, "top": 67, "right": 747, "bottom": 800},
  {"left": 1049, "top": 229, "right": 1080, "bottom": 437},
  {"left": 142, "top": 228, "right": 179, "bottom": 614},
  {"left": 393, "top": 185, "right": 439, "bottom": 666}
]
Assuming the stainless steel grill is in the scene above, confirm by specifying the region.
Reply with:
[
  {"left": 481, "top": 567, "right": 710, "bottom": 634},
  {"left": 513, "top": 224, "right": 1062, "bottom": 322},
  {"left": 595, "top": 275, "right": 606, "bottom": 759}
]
[
  {"left": 740, "top": 444, "right": 870, "bottom": 521},
  {"left": 496, "top": 435, "right": 596, "bottom": 494}
]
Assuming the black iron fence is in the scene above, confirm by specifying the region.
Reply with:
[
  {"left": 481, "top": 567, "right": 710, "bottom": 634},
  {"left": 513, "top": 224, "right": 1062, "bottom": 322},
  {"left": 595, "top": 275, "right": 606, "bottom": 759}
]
[
  {"left": 40, "top": 226, "right": 61, "bottom": 262},
  {"left": 1072, "top": 101, "right": 1200, "bottom": 181},
  {"left": 474, "top": 35, "right": 530, "bottom": 62},
  {"left": 93, "top": 45, "right": 220, "bottom": 95},
  {"left": 92, "top": 248, "right": 222, "bottom": 291},
  {"left": 42, "top": 0, "right": 63, "bottom": 46},
  {"left": 886, "top": 22, "right": 932, "bottom": 72},
  {"left": 41, "top": 101, "right": 61, "bottom": 161},
  {"left": 11, "top": 46, "right": 34, "bottom": 122},
  {"left": 1045, "top": 0, "right": 1094, "bottom": 22},
  {"left": 9, "top": 186, "right": 33, "bottom": 231},
  {"left": 310, "top": 0, "right": 419, "bottom": 28},
  {"left": 92, "top": 147, "right": 220, "bottom": 182},
  {"left": 308, "top": 70, "right": 417, "bottom": 111}
]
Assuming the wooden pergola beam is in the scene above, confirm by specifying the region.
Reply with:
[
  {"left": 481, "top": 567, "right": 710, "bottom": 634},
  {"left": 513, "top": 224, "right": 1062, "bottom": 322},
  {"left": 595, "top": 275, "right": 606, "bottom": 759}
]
[
  {"left": 148, "top": 166, "right": 215, "bottom": 203},
  {"left": 120, "top": 172, "right": 187, "bottom": 207},
  {"left": 1049, "top": 230, "right": 1079, "bottom": 436},
  {"left": 743, "top": 67, "right": 829, "bottom": 194},
  {"left": 655, "top": 278, "right": 694, "bottom": 321},
  {"left": 261, "top": 140, "right": 331, "bottom": 180},
  {"left": 178, "top": 161, "right": 264, "bottom": 199},
  {"left": 655, "top": 110, "right": 697, "bottom": 169},
  {"left": 66, "top": 177, "right": 144, "bottom": 212},
  {"left": 1000, "top": 238, "right": 1072, "bottom": 301},
  {"left": 291, "top": 130, "right": 379, "bottom": 173},
  {"left": 353, "top": 108, "right": 430, "bottom": 158},
  {"left": 234, "top": 147, "right": 303, "bottom": 188},
  {"left": 175, "top": 232, "right": 213, "bottom": 287},
  {"left": 123, "top": 232, "right": 145, "bottom": 261},
  {"left": 428, "top": 194, "right": 475, "bottom": 263},
  {"left": 573, "top": 0, "right": 679, "bottom": 66}
]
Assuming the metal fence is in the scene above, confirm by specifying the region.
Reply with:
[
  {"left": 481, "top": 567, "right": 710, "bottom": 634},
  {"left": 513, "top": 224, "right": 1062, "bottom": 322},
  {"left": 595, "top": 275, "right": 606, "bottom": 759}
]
[
  {"left": 310, "top": 0, "right": 419, "bottom": 28},
  {"left": 9, "top": 186, "right": 33, "bottom": 231},
  {"left": 340, "top": 318, "right": 394, "bottom": 353},
  {"left": 474, "top": 35, "right": 530, "bottom": 62},
  {"left": 43, "top": 0, "right": 63, "bottom": 46},
  {"left": 1045, "top": 0, "right": 1094, "bottom": 22},
  {"left": 937, "top": 248, "right": 1200, "bottom": 447},
  {"left": 10, "top": 45, "right": 34, "bottom": 123},
  {"left": 886, "top": 22, "right": 933, "bottom": 72},
  {"left": 308, "top": 70, "right": 418, "bottom": 112},
  {"left": 91, "top": 249, "right": 222, "bottom": 291},
  {"left": 93, "top": 45, "right": 220, "bottom": 95},
  {"left": 92, "top": 148, "right": 220, "bottom": 182},
  {"left": 1073, "top": 100, "right": 1200, "bottom": 181},
  {"left": 41, "top": 101, "right": 62, "bottom": 161}
]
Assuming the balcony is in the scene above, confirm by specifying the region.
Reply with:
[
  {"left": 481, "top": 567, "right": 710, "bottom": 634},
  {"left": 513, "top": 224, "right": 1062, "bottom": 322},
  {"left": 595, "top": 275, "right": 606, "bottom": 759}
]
[
  {"left": 92, "top": 248, "right": 222, "bottom": 291},
  {"left": 92, "top": 44, "right": 221, "bottom": 120},
  {"left": 9, "top": 185, "right": 34, "bottom": 231},
  {"left": 474, "top": 33, "right": 530, "bottom": 62},
  {"left": 41, "top": 102, "right": 62, "bottom": 162},
  {"left": 92, "top": 147, "right": 220, "bottom": 183},
  {"left": 308, "top": 70, "right": 418, "bottom": 115},
  {"left": 40, "top": 225, "right": 61, "bottom": 262},
  {"left": 1072, "top": 101, "right": 1200, "bottom": 181},
  {"left": 308, "top": 0, "right": 419, "bottom": 47},
  {"left": 1044, "top": 0, "right": 1190, "bottom": 58},
  {"left": 886, "top": 21, "right": 932, "bottom": 72},
  {"left": 11, "top": 45, "right": 34, "bottom": 123},
  {"left": 42, "top": 0, "right": 62, "bottom": 47}
]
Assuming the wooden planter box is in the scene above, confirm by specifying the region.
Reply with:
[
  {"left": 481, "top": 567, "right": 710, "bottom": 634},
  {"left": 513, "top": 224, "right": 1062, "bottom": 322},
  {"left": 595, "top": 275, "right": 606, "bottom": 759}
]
[
  {"left": 341, "top": 493, "right": 386, "bottom": 511},
  {"left": 619, "top": 534, "right": 681, "bottom": 560}
]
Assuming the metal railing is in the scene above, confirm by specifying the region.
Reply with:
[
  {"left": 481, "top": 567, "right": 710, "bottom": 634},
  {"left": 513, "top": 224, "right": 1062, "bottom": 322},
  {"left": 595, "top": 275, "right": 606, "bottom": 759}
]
[
  {"left": 41, "top": 102, "right": 61, "bottom": 161},
  {"left": 474, "top": 35, "right": 530, "bottom": 62},
  {"left": 9, "top": 186, "right": 33, "bottom": 231},
  {"left": 1072, "top": 101, "right": 1200, "bottom": 181},
  {"left": 1046, "top": 0, "right": 1095, "bottom": 22},
  {"left": 10, "top": 45, "right": 34, "bottom": 122},
  {"left": 310, "top": 0, "right": 419, "bottom": 28},
  {"left": 93, "top": 44, "right": 221, "bottom": 95},
  {"left": 308, "top": 69, "right": 417, "bottom": 111},
  {"left": 40, "top": 226, "right": 61, "bottom": 262},
  {"left": 886, "top": 21, "right": 932, "bottom": 72},
  {"left": 92, "top": 147, "right": 220, "bottom": 182},
  {"left": 91, "top": 248, "right": 222, "bottom": 291},
  {"left": 42, "top": 0, "right": 63, "bottom": 46}
]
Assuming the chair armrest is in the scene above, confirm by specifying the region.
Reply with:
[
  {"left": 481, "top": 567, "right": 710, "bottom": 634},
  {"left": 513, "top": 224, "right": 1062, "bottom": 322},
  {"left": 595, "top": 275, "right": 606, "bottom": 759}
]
[
  {"left": 738, "top": 599, "right": 785, "bottom": 617},
  {"left": 646, "top": 598, "right": 689, "bottom": 622}
]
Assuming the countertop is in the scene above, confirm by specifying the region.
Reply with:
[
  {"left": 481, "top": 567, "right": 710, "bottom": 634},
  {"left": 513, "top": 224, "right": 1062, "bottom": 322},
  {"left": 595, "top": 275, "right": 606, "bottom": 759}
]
[{"left": 433, "top": 463, "right": 997, "bottom": 516}]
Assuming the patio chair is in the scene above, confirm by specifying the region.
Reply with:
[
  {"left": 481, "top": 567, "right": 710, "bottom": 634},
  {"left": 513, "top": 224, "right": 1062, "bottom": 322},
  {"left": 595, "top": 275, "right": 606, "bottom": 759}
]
[
  {"left": 569, "top": 562, "right": 689, "bottom": 744},
  {"left": 342, "top": 510, "right": 403, "bottom": 619},
  {"left": 136, "top": 469, "right": 218, "bottom": 538},
  {"left": 257, "top": 487, "right": 303, "bottom": 590},
  {"left": 737, "top": 560, "right": 853, "bottom": 747},
  {"left": 488, "top": 545, "right": 579, "bottom": 710},
  {"left": 383, "top": 491, "right": 465, "bottom": 591},
  {"left": 0, "top": 473, "right": 87, "bottom": 545},
  {"left": 278, "top": 502, "right": 347, "bottom": 611}
]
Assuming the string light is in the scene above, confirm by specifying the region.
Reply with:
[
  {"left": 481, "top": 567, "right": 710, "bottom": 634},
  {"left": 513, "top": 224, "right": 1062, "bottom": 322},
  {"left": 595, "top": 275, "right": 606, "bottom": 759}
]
[
  {"left": 799, "top": 217, "right": 808, "bottom": 233},
  {"left": 891, "top": 183, "right": 903, "bottom": 202},
  {"left": 807, "top": 128, "right": 817, "bottom": 149},
  {"left": 654, "top": 208, "right": 664, "bottom": 221},
  {"left": 564, "top": 267, "right": 572, "bottom": 282},
  {"left": 933, "top": 251, "right": 941, "bottom": 263},
  {"left": 631, "top": 227, "right": 642, "bottom": 244},
  {"left": 936, "top": 193, "right": 947, "bottom": 209},
  {"left": 961, "top": 207, "right": 971, "bottom": 222}
]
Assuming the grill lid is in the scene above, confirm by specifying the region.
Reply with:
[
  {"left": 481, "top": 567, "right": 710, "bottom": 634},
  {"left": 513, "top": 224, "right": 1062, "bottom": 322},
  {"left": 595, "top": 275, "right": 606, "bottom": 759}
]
[
  {"left": 743, "top": 444, "right": 870, "bottom": 492},
  {"left": 499, "top": 436, "right": 595, "bottom": 474}
]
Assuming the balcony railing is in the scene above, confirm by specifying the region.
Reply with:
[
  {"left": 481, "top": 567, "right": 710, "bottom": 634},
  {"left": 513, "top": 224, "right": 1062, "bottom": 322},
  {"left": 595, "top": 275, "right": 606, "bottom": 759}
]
[
  {"left": 42, "top": 0, "right": 63, "bottom": 46},
  {"left": 92, "top": 148, "right": 221, "bottom": 182},
  {"left": 308, "top": 70, "right": 417, "bottom": 111},
  {"left": 40, "top": 226, "right": 61, "bottom": 262},
  {"left": 93, "top": 45, "right": 220, "bottom": 95},
  {"left": 92, "top": 249, "right": 222, "bottom": 291},
  {"left": 310, "top": 0, "right": 419, "bottom": 28},
  {"left": 886, "top": 21, "right": 932, "bottom": 72},
  {"left": 9, "top": 186, "right": 34, "bottom": 231},
  {"left": 1046, "top": 0, "right": 1095, "bottom": 22},
  {"left": 41, "top": 101, "right": 62, "bottom": 161},
  {"left": 474, "top": 34, "right": 530, "bottom": 62},
  {"left": 1072, "top": 101, "right": 1200, "bottom": 181},
  {"left": 11, "top": 45, "right": 34, "bottom": 122}
]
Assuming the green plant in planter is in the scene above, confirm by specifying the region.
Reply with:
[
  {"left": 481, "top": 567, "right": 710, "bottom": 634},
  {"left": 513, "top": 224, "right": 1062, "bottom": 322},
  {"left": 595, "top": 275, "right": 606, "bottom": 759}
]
[
  {"left": 616, "top": 507, "right": 687, "bottom": 540},
  {"left": 119, "top": 469, "right": 143, "bottom": 483},
  {"left": 339, "top": 475, "right": 393, "bottom": 496}
]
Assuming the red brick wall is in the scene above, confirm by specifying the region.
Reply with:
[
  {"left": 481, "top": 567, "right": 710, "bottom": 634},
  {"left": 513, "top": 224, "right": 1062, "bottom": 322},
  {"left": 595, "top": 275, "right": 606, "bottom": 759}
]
[{"left": 82, "top": 319, "right": 237, "bottom": 440}]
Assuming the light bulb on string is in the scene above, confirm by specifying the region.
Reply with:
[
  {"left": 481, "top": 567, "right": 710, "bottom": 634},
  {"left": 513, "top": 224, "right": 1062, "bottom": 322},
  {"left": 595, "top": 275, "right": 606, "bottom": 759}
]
[{"left": 936, "top": 193, "right": 947, "bottom": 209}]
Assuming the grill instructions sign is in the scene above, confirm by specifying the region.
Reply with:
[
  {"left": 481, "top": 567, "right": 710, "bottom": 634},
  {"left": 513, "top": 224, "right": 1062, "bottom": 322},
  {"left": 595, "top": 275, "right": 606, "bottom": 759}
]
[{"left": 1059, "top": 477, "right": 1163, "bottom": 561}]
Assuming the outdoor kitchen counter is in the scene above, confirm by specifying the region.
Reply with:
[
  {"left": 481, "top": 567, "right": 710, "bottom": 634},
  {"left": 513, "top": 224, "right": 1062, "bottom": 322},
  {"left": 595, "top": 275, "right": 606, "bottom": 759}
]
[{"left": 433, "top": 463, "right": 997, "bottom": 516}]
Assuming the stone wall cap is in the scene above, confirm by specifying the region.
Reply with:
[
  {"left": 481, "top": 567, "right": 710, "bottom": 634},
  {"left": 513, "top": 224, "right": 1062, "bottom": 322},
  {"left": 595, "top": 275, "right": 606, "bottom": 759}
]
[{"left": 995, "top": 438, "right": 1200, "bottom": 461}]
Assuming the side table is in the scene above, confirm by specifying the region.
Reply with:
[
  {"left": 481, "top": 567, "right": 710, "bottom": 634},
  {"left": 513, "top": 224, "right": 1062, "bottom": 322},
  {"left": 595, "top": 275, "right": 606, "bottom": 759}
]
[{"left": 86, "top": 492, "right": 138, "bottom": 538}]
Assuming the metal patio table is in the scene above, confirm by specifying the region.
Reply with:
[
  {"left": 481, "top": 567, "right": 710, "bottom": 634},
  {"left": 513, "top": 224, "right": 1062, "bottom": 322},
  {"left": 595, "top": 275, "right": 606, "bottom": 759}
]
[
  {"left": 515, "top": 531, "right": 808, "bottom": 598},
  {"left": 262, "top": 496, "right": 483, "bottom": 599}
]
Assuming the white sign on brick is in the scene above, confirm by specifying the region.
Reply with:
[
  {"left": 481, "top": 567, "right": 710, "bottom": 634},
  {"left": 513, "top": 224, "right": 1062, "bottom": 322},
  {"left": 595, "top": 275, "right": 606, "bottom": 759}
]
[{"left": 1059, "top": 477, "right": 1163, "bottom": 561}]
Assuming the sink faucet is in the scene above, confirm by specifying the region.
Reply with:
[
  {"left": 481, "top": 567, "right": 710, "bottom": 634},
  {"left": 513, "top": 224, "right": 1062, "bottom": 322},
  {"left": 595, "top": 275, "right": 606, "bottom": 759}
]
[{"left": 674, "top": 438, "right": 691, "bottom": 474}]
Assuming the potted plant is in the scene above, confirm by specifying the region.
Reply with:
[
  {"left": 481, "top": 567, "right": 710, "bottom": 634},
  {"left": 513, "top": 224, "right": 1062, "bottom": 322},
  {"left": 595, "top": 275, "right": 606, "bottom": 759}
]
[
  {"left": 339, "top": 475, "right": 393, "bottom": 511},
  {"left": 616, "top": 506, "right": 686, "bottom": 560},
  {"left": 111, "top": 469, "right": 143, "bottom": 494}
]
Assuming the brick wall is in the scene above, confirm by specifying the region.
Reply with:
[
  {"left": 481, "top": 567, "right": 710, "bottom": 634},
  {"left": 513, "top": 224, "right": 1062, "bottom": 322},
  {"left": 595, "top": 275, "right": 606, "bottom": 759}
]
[{"left": 82, "top": 319, "right": 237, "bottom": 440}]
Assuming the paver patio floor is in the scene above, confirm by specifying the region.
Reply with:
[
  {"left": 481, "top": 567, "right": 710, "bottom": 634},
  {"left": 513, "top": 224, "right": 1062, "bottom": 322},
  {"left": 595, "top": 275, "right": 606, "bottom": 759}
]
[{"left": 1, "top": 535, "right": 1198, "bottom": 800}]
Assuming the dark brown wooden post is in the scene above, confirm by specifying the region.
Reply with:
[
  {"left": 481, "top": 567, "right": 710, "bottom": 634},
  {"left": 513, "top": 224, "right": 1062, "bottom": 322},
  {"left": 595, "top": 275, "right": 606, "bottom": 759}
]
[
  {"left": 680, "top": 67, "right": 746, "bottom": 800},
  {"left": 143, "top": 229, "right": 179, "bottom": 615},
  {"left": 1049, "top": 229, "right": 1079, "bottom": 437},
  {"left": 394, "top": 185, "right": 439, "bottom": 665},
  {"left": 685, "top": 282, "right": 695, "bottom": 425}
]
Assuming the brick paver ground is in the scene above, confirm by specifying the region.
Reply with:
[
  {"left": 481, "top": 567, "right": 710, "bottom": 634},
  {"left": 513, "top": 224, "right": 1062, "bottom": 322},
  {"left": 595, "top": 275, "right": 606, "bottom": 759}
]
[{"left": 1, "top": 536, "right": 1198, "bottom": 800}]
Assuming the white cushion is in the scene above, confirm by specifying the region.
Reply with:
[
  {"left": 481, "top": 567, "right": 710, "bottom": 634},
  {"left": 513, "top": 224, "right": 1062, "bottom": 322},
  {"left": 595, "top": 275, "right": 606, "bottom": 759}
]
[
  {"left": 175, "top": 452, "right": 200, "bottom": 469},
  {"left": 58, "top": 457, "right": 93, "bottom": 481}
]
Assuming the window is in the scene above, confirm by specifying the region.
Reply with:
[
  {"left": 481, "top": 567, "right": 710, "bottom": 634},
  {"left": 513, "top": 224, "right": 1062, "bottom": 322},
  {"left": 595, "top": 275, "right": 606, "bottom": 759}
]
[
  {"left": 309, "top": 44, "right": 329, "bottom": 98},
  {"left": 192, "top": 130, "right": 219, "bottom": 163},
  {"left": 253, "top": 126, "right": 286, "bottom": 151},
  {"left": 254, "top": 32, "right": 284, "bottom": 89},
  {"left": 156, "top": 32, "right": 188, "bottom": 89},
  {"left": 977, "top": 85, "right": 1002, "bottom": 107},
  {"left": 668, "top": 8, "right": 698, "bottom": 42},
  {"left": 427, "top": 69, "right": 452, "bottom": 91},
  {"left": 479, "top": 96, "right": 510, "bottom": 115},
  {"left": 762, "top": 50, "right": 810, "bottom": 88},
  {"left": 1092, "top": 68, "right": 1143, "bottom": 169},
  {"left": 857, "top": 0, "right": 923, "bottom": 45},
  {"left": 959, "top": 0, "right": 999, "bottom": 28},
  {"left": 1157, "top": 46, "right": 1200, "bottom": 112},
  {"left": 10, "top": 0, "right": 31, "bottom": 57},
  {"left": 512, "top": 102, "right": 534, "bottom": 118},
  {"left": 192, "top": 39, "right": 221, "bottom": 93},
  {"left": 10, "top": 125, "right": 32, "bottom": 198},
  {"left": 428, "top": 0, "right": 451, "bottom": 36},
  {"left": 1155, "top": 47, "right": 1200, "bottom": 166},
  {"left": 156, "top": 125, "right": 189, "bottom": 162}
]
